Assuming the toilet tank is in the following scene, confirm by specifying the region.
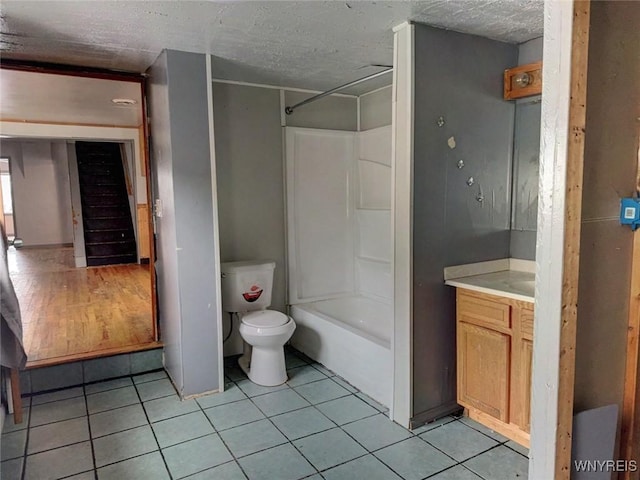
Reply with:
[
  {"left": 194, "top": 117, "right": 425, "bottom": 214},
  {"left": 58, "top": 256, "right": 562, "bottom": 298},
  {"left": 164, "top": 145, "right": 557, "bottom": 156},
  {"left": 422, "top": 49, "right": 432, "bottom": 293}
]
[{"left": 220, "top": 261, "right": 276, "bottom": 313}]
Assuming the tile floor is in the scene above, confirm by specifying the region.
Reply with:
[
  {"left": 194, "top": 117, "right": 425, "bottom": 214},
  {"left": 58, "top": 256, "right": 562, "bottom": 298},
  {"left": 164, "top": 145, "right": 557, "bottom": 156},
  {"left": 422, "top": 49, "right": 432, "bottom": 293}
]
[{"left": 1, "top": 348, "right": 529, "bottom": 480}]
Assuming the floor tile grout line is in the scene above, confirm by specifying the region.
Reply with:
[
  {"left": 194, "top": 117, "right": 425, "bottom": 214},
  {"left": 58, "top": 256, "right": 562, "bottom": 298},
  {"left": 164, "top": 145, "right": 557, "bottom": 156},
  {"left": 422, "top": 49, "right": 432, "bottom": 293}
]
[
  {"left": 422, "top": 462, "right": 464, "bottom": 480},
  {"left": 335, "top": 425, "right": 410, "bottom": 479},
  {"left": 57, "top": 468, "right": 97, "bottom": 480},
  {"left": 178, "top": 459, "right": 246, "bottom": 480},
  {"left": 277, "top": 390, "right": 388, "bottom": 474},
  {"left": 290, "top": 389, "right": 352, "bottom": 406},
  {"left": 22, "top": 438, "right": 98, "bottom": 460},
  {"left": 241, "top": 387, "right": 322, "bottom": 476},
  {"left": 20, "top": 393, "right": 32, "bottom": 480},
  {"left": 18, "top": 352, "right": 527, "bottom": 480},
  {"left": 90, "top": 449, "right": 166, "bottom": 473},
  {"left": 27, "top": 412, "right": 88, "bottom": 429},
  {"left": 27, "top": 391, "right": 85, "bottom": 407},
  {"left": 230, "top": 353, "right": 352, "bottom": 471},
  {"left": 407, "top": 426, "right": 464, "bottom": 465},
  {"left": 83, "top": 391, "right": 98, "bottom": 480},
  {"left": 458, "top": 461, "right": 491, "bottom": 480},
  {"left": 196, "top": 392, "right": 251, "bottom": 480},
  {"left": 457, "top": 442, "right": 506, "bottom": 468},
  {"left": 222, "top": 358, "right": 404, "bottom": 473},
  {"left": 131, "top": 374, "right": 174, "bottom": 480},
  {"left": 457, "top": 417, "right": 511, "bottom": 444},
  {"left": 315, "top": 451, "right": 372, "bottom": 475},
  {"left": 502, "top": 442, "right": 530, "bottom": 459},
  {"left": 415, "top": 417, "right": 511, "bottom": 464}
]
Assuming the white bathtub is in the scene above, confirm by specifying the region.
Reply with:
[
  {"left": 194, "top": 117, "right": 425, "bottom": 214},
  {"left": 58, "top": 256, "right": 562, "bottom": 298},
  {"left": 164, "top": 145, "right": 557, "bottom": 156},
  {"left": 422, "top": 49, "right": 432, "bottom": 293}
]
[{"left": 290, "top": 296, "right": 392, "bottom": 408}]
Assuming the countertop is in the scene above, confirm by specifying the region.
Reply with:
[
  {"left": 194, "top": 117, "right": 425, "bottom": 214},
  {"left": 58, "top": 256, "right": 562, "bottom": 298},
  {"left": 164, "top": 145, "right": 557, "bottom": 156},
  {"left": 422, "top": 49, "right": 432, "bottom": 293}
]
[{"left": 444, "top": 259, "right": 535, "bottom": 303}]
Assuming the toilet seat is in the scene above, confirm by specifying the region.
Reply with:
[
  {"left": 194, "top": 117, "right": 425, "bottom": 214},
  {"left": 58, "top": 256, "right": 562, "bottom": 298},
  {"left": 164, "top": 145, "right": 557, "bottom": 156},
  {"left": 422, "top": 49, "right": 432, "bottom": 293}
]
[{"left": 241, "top": 310, "right": 289, "bottom": 328}]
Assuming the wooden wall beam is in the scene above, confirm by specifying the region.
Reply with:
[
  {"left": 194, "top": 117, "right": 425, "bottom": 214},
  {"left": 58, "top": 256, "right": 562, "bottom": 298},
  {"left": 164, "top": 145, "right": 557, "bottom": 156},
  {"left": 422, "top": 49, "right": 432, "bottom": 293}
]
[
  {"left": 621, "top": 146, "right": 640, "bottom": 477},
  {"left": 555, "top": 1, "right": 591, "bottom": 477}
]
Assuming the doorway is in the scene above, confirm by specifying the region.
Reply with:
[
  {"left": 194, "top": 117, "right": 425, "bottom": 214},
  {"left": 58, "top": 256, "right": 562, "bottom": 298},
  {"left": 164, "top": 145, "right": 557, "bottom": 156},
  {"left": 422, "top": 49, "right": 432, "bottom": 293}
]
[
  {"left": 0, "top": 137, "right": 157, "bottom": 366},
  {"left": 0, "top": 157, "right": 16, "bottom": 241}
]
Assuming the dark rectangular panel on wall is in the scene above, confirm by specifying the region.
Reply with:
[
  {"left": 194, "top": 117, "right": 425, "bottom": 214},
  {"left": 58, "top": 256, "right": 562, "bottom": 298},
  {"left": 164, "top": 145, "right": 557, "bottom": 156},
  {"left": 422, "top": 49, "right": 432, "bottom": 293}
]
[{"left": 412, "top": 24, "right": 517, "bottom": 421}]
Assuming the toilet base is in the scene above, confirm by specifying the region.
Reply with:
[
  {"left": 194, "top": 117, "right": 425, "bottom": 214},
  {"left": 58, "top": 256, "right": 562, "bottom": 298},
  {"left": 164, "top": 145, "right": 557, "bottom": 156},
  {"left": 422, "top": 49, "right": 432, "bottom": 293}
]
[{"left": 238, "top": 345, "right": 287, "bottom": 387}]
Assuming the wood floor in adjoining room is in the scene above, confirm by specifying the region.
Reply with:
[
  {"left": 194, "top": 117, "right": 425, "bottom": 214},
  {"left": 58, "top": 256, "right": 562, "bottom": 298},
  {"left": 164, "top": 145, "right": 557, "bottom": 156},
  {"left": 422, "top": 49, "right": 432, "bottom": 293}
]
[{"left": 8, "top": 246, "right": 157, "bottom": 366}]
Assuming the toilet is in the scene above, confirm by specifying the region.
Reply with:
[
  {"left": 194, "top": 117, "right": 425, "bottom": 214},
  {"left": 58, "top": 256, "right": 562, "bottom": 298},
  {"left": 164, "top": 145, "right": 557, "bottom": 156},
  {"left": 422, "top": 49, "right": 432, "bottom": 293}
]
[{"left": 221, "top": 261, "right": 296, "bottom": 386}]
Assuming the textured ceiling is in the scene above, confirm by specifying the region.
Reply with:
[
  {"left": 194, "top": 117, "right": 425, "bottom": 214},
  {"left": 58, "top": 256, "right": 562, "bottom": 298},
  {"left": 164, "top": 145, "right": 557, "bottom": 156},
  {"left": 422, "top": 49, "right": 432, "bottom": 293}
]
[{"left": 0, "top": 1, "right": 543, "bottom": 95}]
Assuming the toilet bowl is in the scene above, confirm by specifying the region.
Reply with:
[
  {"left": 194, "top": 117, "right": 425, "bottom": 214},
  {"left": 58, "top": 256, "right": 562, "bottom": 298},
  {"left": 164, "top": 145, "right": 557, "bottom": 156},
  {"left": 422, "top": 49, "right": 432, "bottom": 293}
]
[
  {"left": 221, "top": 260, "right": 297, "bottom": 387},
  {"left": 238, "top": 310, "right": 296, "bottom": 386}
]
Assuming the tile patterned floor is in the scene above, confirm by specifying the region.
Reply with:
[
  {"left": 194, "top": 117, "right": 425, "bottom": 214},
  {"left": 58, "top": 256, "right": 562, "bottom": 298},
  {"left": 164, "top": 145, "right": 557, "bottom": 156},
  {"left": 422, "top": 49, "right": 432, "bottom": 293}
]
[{"left": 1, "top": 349, "right": 529, "bottom": 480}]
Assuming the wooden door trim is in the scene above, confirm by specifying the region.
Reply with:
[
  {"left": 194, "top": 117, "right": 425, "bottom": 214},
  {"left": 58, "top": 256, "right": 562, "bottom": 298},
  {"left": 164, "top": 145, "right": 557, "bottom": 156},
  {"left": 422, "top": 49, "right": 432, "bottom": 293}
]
[
  {"left": 1, "top": 61, "right": 158, "bottom": 344},
  {"left": 140, "top": 80, "right": 158, "bottom": 341},
  {"left": 0, "top": 59, "right": 144, "bottom": 83}
]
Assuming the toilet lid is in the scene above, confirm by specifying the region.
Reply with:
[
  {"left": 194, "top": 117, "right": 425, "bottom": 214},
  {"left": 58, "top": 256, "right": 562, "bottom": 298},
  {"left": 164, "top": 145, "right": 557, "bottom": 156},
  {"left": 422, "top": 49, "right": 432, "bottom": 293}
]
[{"left": 242, "top": 310, "right": 289, "bottom": 328}]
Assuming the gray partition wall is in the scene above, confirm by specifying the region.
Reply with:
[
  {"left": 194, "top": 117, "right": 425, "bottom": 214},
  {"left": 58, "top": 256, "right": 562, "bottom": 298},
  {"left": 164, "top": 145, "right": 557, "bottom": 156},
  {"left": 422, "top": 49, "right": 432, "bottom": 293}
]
[
  {"left": 411, "top": 24, "right": 517, "bottom": 422},
  {"left": 147, "top": 50, "right": 221, "bottom": 398}
]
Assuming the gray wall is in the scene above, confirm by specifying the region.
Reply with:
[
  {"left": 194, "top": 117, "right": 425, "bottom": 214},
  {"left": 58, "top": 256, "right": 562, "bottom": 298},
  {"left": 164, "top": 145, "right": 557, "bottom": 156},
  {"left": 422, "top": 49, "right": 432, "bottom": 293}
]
[
  {"left": 412, "top": 24, "right": 517, "bottom": 420},
  {"left": 148, "top": 50, "right": 220, "bottom": 397},
  {"left": 510, "top": 37, "right": 543, "bottom": 261},
  {"left": 360, "top": 85, "right": 392, "bottom": 131},
  {"left": 574, "top": 0, "right": 639, "bottom": 430},
  {"left": 0, "top": 140, "right": 73, "bottom": 246},
  {"left": 212, "top": 83, "right": 286, "bottom": 355},
  {"left": 284, "top": 90, "right": 357, "bottom": 131}
]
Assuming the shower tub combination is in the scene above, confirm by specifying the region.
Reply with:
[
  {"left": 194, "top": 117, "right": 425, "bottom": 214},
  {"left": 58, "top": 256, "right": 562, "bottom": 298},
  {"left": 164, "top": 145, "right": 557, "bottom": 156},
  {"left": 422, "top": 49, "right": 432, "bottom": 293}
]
[
  {"left": 290, "top": 296, "right": 392, "bottom": 407},
  {"left": 285, "top": 125, "right": 393, "bottom": 408}
]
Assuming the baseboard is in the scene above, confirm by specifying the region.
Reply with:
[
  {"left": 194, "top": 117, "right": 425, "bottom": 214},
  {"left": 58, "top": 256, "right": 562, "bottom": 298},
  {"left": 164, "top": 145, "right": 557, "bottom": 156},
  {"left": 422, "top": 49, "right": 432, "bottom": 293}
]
[
  {"left": 410, "top": 402, "right": 463, "bottom": 430},
  {"left": 19, "top": 242, "right": 73, "bottom": 249}
]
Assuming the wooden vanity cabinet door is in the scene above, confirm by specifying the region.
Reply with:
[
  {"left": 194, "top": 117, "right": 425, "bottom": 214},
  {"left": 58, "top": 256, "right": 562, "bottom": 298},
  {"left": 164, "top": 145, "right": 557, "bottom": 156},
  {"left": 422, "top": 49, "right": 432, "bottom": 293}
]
[
  {"left": 511, "top": 306, "right": 534, "bottom": 432},
  {"left": 457, "top": 321, "right": 511, "bottom": 422}
]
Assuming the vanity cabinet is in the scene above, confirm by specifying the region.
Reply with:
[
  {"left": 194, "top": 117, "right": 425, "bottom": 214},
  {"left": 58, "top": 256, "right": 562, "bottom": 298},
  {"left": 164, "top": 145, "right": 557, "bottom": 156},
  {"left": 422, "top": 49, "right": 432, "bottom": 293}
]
[{"left": 456, "top": 289, "right": 534, "bottom": 447}]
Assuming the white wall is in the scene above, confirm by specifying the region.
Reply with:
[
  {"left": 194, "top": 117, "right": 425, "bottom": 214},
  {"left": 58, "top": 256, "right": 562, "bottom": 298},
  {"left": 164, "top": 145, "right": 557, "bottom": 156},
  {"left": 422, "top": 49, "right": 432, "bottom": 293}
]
[
  {"left": 355, "top": 125, "right": 393, "bottom": 302},
  {"left": 359, "top": 85, "right": 392, "bottom": 131},
  {"left": 0, "top": 140, "right": 73, "bottom": 246},
  {"left": 285, "top": 91, "right": 357, "bottom": 131},
  {"left": 286, "top": 128, "right": 356, "bottom": 303}
]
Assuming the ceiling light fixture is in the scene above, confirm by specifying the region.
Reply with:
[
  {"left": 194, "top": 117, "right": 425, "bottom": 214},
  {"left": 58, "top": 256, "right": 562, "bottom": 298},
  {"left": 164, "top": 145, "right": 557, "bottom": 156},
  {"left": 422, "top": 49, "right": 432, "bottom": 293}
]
[{"left": 111, "top": 98, "right": 137, "bottom": 106}]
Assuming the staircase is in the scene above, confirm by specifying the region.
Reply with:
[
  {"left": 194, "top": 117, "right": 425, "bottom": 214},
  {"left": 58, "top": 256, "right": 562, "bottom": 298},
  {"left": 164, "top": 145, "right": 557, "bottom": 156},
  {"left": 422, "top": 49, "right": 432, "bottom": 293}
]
[{"left": 75, "top": 142, "right": 137, "bottom": 266}]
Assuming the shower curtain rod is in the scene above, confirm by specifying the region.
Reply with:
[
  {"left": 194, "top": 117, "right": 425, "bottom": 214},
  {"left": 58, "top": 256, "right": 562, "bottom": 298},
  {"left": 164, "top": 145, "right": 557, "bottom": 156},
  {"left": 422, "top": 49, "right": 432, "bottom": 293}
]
[{"left": 284, "top": 68, "right": 393, "bottom": 115}]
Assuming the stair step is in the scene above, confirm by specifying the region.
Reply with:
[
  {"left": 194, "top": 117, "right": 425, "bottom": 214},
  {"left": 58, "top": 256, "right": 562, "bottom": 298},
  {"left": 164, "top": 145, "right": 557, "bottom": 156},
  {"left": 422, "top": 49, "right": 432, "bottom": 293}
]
[
  {"left": 83, "top": 206, "right": 130, "bottom": 218},
  {"left": 80, "top": 178, "right": 120, "bottom": 186},
  {"left": 82, "top": 200, "right": 129, "bottom": 208},
  {"left": 77, "top": 141, "right": 137, "bottom": 267},
  {"left": 84, "top": 218, "right": 131, "bottom": 230},
  {"left": 85, "top": 228, "right": 130, "bottom": 233},
  {"left": 86, "top": 241, "right": 137, "bottom": 257},
  {"left": 79, "top": 185, "right": 122, "bottom": 195},
  {"left": 87, "top": 254, "right": 137, "bottom": 267},
  {"left": 86, "top": 240, "right": 136, "bottom": 246}
]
